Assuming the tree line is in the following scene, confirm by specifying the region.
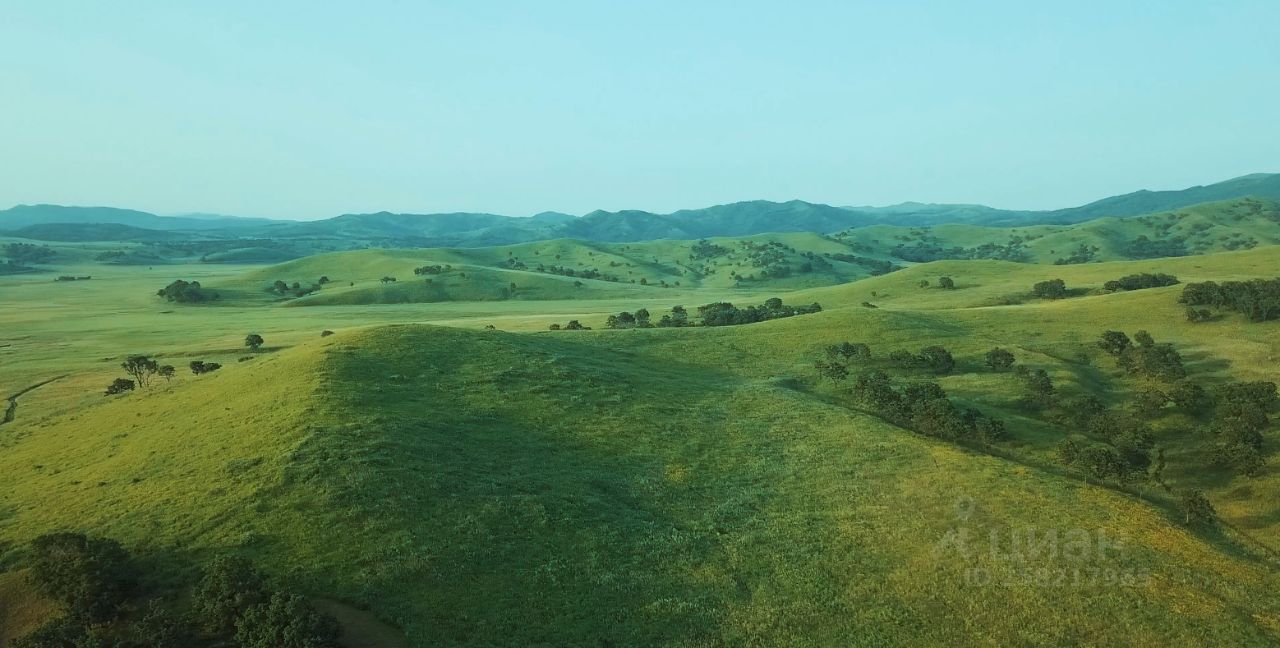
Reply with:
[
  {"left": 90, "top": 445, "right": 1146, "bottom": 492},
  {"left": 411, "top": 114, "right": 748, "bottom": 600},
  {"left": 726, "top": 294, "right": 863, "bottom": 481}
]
[
  {"left": 1103, "top": 272, "right": 1179, "bottom": 292},
  {"left": 1180, "top": 278, "right": 1280, "bottom": 321}
]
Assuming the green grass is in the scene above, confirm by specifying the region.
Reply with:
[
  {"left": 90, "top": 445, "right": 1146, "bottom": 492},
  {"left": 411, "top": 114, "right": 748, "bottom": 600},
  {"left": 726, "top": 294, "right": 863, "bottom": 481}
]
[{"left": 3, "top": 240, "right": 1280, "bottom": 646}]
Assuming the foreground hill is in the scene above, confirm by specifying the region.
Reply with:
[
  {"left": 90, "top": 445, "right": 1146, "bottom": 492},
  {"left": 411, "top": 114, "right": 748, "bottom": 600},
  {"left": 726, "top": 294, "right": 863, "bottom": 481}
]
[{"left": 3, "top": 323, "right": 1280, "bottom": 645}]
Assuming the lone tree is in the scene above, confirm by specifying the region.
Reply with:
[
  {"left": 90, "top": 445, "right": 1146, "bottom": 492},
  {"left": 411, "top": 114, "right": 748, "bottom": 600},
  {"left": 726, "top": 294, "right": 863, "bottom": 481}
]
[
  {"left": 918, "top": 346, "right": 956, "bottom": 374},
  {"left": 985, "top": 347, "right": 1016, "bottom": 371},
  {"left": 121, "top": 355, "right": 159, "bottom": 388},
  {"left": 159, "top": 365, "right": 175, "bottom": 383},
  {"left": 245, "top": 334, "right": 265, "bottom": 351},
  {"left": 1179, "top": 490, "right": 1216, "bottom": 525},
  {"left": 938, "top": 276, "right": 955, "bottom": 290},
  {"left": 815, "top": 359, "right": 850, "bottom": 384},
  {"left": 1032, "top": 278, "right": 1068, "bottom": 299},
  {"left": 1098, "top": 330, "right": 1132, "bottom": 357},
  {"left": 105, "top": 378, "right": 136, "bottom": 396}
]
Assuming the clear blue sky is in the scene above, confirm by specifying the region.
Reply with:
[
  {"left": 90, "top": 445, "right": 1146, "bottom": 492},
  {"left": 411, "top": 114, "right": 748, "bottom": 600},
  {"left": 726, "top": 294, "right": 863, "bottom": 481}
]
[{"left": 2, "top": 1, "right": 1277, "bottom": 219}]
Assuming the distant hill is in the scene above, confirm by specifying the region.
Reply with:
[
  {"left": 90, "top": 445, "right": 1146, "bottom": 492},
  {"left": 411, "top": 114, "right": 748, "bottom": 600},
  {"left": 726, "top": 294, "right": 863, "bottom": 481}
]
[
  {"left": 0, "top": 204, "right": 267, "bottom": 231},
  {"left": 1045, "top": 173, "right": 1280, "bottom": 223},
  {"left": 2, "top": 222, "right": 185, "bottom": 242},
  {"left": 4, "top": 173, "right": 1277, "bottom": 245}
]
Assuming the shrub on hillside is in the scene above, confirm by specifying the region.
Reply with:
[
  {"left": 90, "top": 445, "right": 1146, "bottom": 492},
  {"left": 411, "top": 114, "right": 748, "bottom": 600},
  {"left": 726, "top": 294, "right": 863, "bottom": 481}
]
[
  {"left": 984, "top": 347, "right": 1015, "bottom": 371},
  {"left": 1031, "top": 278, "right": 1068, "bottom": 299},
  {"left": 190, "top": 360, "right": 223, "bottom": 375},
  {"left": 104, "top": 378, "right": 136, "bottom": 396}
]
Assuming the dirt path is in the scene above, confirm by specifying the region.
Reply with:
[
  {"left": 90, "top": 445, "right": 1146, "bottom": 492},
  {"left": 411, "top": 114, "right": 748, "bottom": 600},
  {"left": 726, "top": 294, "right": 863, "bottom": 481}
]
[{"left": 1, "top": 375, "right": 67, "bottom": 427}]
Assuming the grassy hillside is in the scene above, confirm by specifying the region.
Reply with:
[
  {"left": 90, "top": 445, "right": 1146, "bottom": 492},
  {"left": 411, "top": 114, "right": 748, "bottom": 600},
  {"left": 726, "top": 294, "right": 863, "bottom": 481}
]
[
  {"left": 3, "top": 324, "right": 1280, "bottom": 645},
  {"left": 833, "top": 197, "right": 1280, "bottom": 266}
]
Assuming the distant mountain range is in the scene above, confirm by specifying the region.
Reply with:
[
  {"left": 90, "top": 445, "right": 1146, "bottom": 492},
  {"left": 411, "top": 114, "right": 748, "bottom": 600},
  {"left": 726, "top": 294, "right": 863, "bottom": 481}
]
[{"left": 3, "top": 173, "right": 1278, "bottom": 247}]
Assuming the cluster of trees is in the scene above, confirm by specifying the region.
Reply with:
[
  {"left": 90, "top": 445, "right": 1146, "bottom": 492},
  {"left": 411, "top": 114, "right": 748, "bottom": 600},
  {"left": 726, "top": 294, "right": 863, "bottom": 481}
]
[
  {"left": 1056, "top": 415, "right": 1154, "bottom": 482},
  {"left": 888, "top": 346, "right": 956, "bottom": 374},
  {"left": 696, "top": 298, "right": 821, "bottom": 327},
  {"left": 606, "top": 308, "right": 652, "bottom": 329},
  {"left": 105, "top": 355, "right": 175, "bottom": 395},
  {"left": 847, "top": 371, "right": 1006, "bottom": 443},
  {"left": 533, "top": 264, "right": 622, "bottom": 283},
  {"left": 1180, "top": 278, "right": 1280, "bottom": 321},
  {"left": 190, "top": 360, "right": 223, "bottom": 375},
  {"left": 1053, "top": 243, "right": 1098, "bottom": 265},
  {"left": 1205, "top": 381, "right": 1276, "bottom": 476},
  {"left": 602, "top": 306, "right": 696, "bottom": 328},
  {"left": 13, "top": 533, "right": 341, "bottom": 648},
  {"left": 1097, "top": 330, "right": 1186, "bottom": 381},
  {"left": 55, "top": 275, "right": 92, "bottom": 281},
  {"left": 269, "top": 280, "right": 319, "bottom": 298},
  {"left": 157, "top": 279, "right": 218, "bottom": 303},
  {"left": 1031, "top": 278, "right": 1068, "bottom": 299},
  {"left": 1103, "top": 273, "right": 1179, "bottom": 292},
  {"left": 690, "top": 239, "right": 729, "bottom": 259},
  {"left": 891, "top": 238, "right": 1028, "bottom": 263},
  {"left": 3, "top": 242, "right": 56, "bottom": 265},
  {"left": 413, "top": 264, "right": 452, "bottom": 275},
  {"left": 1123, "top": 235, "right": 1187, "bottom": 259},
  {"left": 547, "top": 320, "right": 589, "bottom": 331},
  {"left": 825, "top": 253, "right": 901, "bottom": 276}
]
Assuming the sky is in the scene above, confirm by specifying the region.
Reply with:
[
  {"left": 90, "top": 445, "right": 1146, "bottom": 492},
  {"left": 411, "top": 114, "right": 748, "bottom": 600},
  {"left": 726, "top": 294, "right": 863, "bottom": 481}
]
[{"left": 1, "top": 1, "right": 1277, "bottom": 220}]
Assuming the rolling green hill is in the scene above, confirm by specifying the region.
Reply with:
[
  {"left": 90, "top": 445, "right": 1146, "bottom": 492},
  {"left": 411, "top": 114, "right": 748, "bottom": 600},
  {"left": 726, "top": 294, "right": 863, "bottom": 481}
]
[
  {"left": 3, "top": 228, "right": 1280, "bottom": 646},
  {"left": 4, "top": 319, "right": 1280, "bottom": 645}
]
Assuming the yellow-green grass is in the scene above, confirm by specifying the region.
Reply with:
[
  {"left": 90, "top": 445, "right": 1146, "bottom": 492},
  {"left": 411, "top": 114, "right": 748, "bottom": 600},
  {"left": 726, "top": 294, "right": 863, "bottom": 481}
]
[
  {"left": 3, "top": 324, "right": 1280, "bottom": 646},
  {"left": 792, "top": 245, "right": 1280, "bottom": 311},
  {"left": 3, "top": 244, "right": 1280, "bottom": 645}
]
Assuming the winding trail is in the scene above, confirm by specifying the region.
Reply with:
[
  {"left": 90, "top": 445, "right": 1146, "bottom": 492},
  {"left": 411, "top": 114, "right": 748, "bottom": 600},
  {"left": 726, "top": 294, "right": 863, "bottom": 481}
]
[{"left": 1, "top": 376, "right": 67, "bottom": 427}]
